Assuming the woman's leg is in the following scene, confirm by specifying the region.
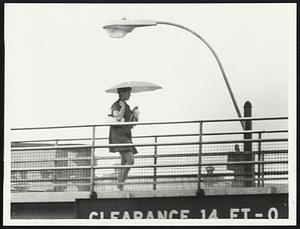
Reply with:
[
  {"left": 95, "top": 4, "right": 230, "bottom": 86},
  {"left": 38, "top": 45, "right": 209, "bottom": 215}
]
[{"left": 118, "top": 151, "right": 134, "bottom": 190}]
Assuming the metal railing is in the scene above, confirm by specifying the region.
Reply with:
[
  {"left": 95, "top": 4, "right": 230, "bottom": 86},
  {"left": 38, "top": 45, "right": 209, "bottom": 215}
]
[{"left": 10, "top": 117, "right": 288, "bottom": 193}]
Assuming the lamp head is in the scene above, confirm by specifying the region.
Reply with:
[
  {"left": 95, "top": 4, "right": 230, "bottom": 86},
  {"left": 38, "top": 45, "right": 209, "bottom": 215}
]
[
  {"left": 103, "top": 19, "right": 157, "bottom": 38},
  {"left": 103, "top": 25, "right": 135, "bottom": 38}
]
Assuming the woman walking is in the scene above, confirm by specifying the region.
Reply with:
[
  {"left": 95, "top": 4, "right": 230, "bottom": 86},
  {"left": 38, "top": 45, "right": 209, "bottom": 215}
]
[
  {"left": 106, "top": 81, "right": 161, "bottom": 191},
  {"left": 108, "top": 87, "right": 139, "bottom": 190}
]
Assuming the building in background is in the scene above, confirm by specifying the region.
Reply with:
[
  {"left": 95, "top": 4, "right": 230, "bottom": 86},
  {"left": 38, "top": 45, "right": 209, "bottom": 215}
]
[{"left": 11, "top": 142, "right": 92, "bottom": 192}]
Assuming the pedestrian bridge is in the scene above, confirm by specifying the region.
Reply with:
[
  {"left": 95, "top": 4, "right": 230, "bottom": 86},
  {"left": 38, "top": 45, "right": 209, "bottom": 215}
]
[{"left": 10, "top": 116, "right": 289, "bottom": 219}]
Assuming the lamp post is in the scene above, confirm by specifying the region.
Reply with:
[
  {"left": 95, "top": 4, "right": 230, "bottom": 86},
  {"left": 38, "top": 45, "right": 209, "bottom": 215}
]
[{"left": 103, "top": 19, "right": 245, "bottom": 129}]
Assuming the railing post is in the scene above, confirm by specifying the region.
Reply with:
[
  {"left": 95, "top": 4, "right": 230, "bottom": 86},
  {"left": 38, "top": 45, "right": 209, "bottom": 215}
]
[
  {"left": 54, "top": 140, "right": 58, "bottom": 192},
  {"left": 261, "top": 134, "right": 265, "bottom": 187},
  {"left": 153, "top": 136, "right": 158, "bottom": 190},
  {"left": 197, "top": 121, "right": 203, "bottom": 190},
  {"left": 89, "top": 126, "right": 96, "bottom": 198},
  {"left": 257, "top": 133, "right": 262, "bottom": 187}
]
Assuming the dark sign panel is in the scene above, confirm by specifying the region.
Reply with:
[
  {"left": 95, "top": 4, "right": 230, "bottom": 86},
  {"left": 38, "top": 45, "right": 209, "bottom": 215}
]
[{"left": 75, "top": 194, "right": 288, "bottom": 219}]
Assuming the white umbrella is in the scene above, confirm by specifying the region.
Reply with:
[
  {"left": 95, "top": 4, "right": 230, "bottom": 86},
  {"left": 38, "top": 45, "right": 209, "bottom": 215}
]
[{"left": 105, "top": 81, "right": 162, "bottom": 93}]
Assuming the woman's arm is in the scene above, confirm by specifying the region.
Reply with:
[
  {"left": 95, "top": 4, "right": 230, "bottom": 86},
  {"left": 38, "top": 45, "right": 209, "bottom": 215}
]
[{"left": 112, "top": 101, "right": 126, "bottom": 121}]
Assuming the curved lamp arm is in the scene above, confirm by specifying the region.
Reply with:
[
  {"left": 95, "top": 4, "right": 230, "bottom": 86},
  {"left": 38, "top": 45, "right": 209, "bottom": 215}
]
[{"left": 157, "top": 21, "right": 244, "bottom": 129}]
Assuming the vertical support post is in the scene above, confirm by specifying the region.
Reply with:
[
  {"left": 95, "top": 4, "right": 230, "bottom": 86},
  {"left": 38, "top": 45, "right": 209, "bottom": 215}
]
[
  {"left": 153, "top": 136, "right": 158, "bottom": 190},
  {"left": 197, "top": 121, "right": 203, "bottom": 190},
  {"left": 257, "top": 133, "right": 262, "bottom": 187},
  {"left": 261, "top": 136, "right": 265, "bottom": 187},
  {"left": 243, "top": 101, "right": 254, "bottom": 187},
  {"left": 54, "top": 140, "right": 58, "bottom": 192},
  {"left": 90, "top": 126, "right": 96, "bottom": 198}
]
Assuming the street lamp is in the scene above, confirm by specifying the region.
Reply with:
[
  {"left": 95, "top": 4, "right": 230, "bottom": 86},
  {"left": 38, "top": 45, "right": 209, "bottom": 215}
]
[{"left": 103, "top": 19, "right": 245, "bottom": 129}]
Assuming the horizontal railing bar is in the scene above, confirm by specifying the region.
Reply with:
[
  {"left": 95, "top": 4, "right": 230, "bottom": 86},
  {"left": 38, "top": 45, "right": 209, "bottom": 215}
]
[
  {"left": 93, "top": 160, "right": 289, "bottom": 169},
  {"left": 11, "top": 157, "right": 92, "bottom": 164},
  {"left": 253, "top": 178, "right": 288, "bottom": 181},
  {"left": 13, "top": 180, "right": 216, "bottom": 187},
  {"left": 95, "top": 171, "right": 288, "bottom": 180},
  {"left": 11, "top": 145, "right": 93, "bottom": 151},
  {"left": 96, "top": 180, "right": 200, "bottom": 186},
  {"left": 102, "top": 178, "right": 288, "bottom": 187},
  {"left": 253, "top": 178, "right": 289, "bottom": 181},
  {"left": 92, "top": 150, "right": 287, "bottom": 160},
  {"left": 11, "top": 116, "right": 288, "bottom": 131},
  {"left": 135, "top": 129, "right": 288, "bottom": 137},
  {"left": 11, "top": 138, "right": 288, "bottom": 151},
  {"left": 94, "top": 177, "right": 288, "bottom": 186},
  {"left": 10, "top": 129, "right": 288, "bottom": 144},
  {"left": 11, "top": 177, "right": 289, "bottom": 187},
  {"left": 228, "top": 171, "right": 288, "bottom": 176},
  {"left": 95, "top": 175, "right": 195, "bottom": 181},
  {"left": 11, "top": 190, "right": 51, "bottom": 193},
  {"left": 11, "top": 183, "right": 92, "bottom": 187},
  {"left": 12, "top": 166, "right": 91, "bottom": 171},
  {"left": 11, "top": 170, "right": 288, "bottom": 183},
  {"left": 12, "top": 178, "right": 91, "bottom": 182},
  {"left": 12, "top": 140, "right": 85, "bottom": 143},
  {"left": 11, "top": 178, "right": 288, "bottom": 190},
  {"left": 95, "top": 150, "right": 288, "bottom": 160},
  {"left": 11, "top": 160, "right": 288, "bottom": 172},
  {"left": 203, "top": 130, "right": 288, "bottom": 136}
]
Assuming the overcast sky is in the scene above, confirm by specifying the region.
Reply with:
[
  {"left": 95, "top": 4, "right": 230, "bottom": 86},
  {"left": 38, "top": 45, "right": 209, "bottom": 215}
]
[{"left": 5, "top": 3, "right": 296, "bottom": 136}]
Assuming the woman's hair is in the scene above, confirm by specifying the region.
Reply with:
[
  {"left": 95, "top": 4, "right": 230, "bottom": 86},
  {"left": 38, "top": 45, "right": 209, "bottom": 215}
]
[{"left": 117, "top": 87, "right": 132, "bottom": 95}]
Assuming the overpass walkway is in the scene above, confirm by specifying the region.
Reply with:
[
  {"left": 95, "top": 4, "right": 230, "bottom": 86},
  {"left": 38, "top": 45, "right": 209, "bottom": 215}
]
[{"left": 9, "top": 116, "right": 289, "bottom": 219}]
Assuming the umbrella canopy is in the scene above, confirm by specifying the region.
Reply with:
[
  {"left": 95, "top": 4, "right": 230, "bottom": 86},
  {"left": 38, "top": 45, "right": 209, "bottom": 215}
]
[{"left": 105, "top": 81, "right": 162, "bottom": 93}]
